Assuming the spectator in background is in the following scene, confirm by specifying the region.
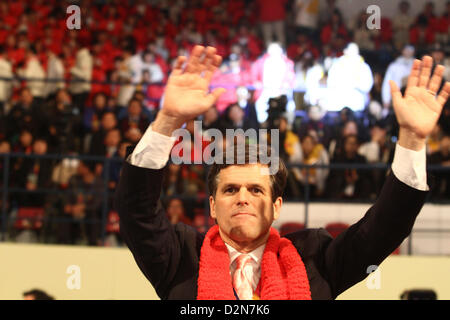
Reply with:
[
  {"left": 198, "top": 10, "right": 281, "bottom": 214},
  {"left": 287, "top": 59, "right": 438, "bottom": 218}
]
[
  {"left": 436, "top": 1, "right": 450, "bottom": 44},
  {"left": 236, "top": 86, "right": 260, "bottom": 131},
  {"left": 83, "top": 92, "right": 109, "bottom": 134},
  {"left": 44, "top": 50, "right": 65, "bottom": 100},
  {"left": 17, "top": 45, "right": 46, "bottom": 103},
  {"left": 165, "top": 197, "right": 192, "bottom": 226},
  {"left": 324, "top": 43, "right": 373, "bottom": 112},
  {"left": 326, "top": 134, "right": 370, "bottom": 200},
  {"left": 287, "top": 33, "right": 319, "bottom": 63},
  {"left": 392, "top": 1, "right": 415, "bottom": 51},
  {"left": 15, "top": 138, "right": 53, "bottom": 206},
  {"left": 202, "top": 106, "right": 221, "bottom": 131},
  {"left": 210, "top": 51, "right": 252, "bottom": 113},
  {"left": 51, "top": 157, "right": 79, "bottom": 190},
  {"left": 13, "top": 138, "right": 53, "bottom": 243},
  {"left": 103, "top": 128, "right": 122, "bottom": 158},
  {"left": 292, "top": 50, "right": 314, "bottom": 107},
  {"left": 11, "top": 130, "right": 33, "bottom": 155},
  {"left": 256, "top": 0, "right": 288, "bottom": 48},
  {"left": 114, "top": 47, "right": 135, "bottom": 109},
  {"left": 162, "top": 163, "right": 185, "bottom": 197},
  {"left": 293, "top": 0, "right": 320, "bottom": 40},
  {"left": 381, "top": 45, "right": 415, "bottom": 109},
  {"left": 278, "top": 116, "right": 303, "bottom": 164},
  {"left": 253, "top": 43, "right": 296, "bottom": 124},
  {"left": 230, "top": 24, "right": 262, "bottom": 60},
  {"left": 409, "top": 16, "right": 435, "bottom": 53},
  {"left": 319, "top": 9, "right": 348, "bottom": 52},
  {"left": 47, "top": 89, "right": 80, "bottom": 153},
  {"left": 6, "top": 88, "right": 41, "bottom": 141},
  {"left": 428, "top": 134, "right": 450, "bottom": 199},
  {"left": 429, "top": 42, "right": 446, "bottom": 70},
  {"left": 141, "top": 50, "right": 164, "bottom": 85},
  {"left": 219, "top": 103, "right": 255, "bottom": 132},
  {"left": 59, "top": 161, "right": 103, "bottom": 246},
  {"left": 317, "top": 0, "right": 340, "bottom": 29},
  {"left": 298, "top": 105, "right": 332, "bottom": 148},
  {"left": 108, "top": 140, "right": 131, "bottom": 190},
  {"left": 415, "top": 1, "right": 439, "bottom": 32},
  {"left": 69, "top": 47, "right": 93, "bottom": 115},
  {"left": 328, "top": 119, "right": 359, "bottom": 160},
  {"left": 295, "top": 133, "right": 329, "bottom": 198},
  {"left": 351, "top": 10, "right": 379, "bottom": 52},
  {"left": 88, "top": 111, "right": 117, "bottom": 156},
  {"left": 358, "top": 123, "right": 393, "bottom": 197},
  {"left": 5, "top": 33, "right": 25, "bottom": 69},
  {"left": 274, "top": 115, "right": 301, "bottom": 198},
  {"left": 140, "top": 69, "right": 164, "bottom": 111},
  {"left": 118, "top": 98, "right": 150, "bottom": 135},
  {"left": 0, "top": 45, "right": 13, "bottom": 118}
]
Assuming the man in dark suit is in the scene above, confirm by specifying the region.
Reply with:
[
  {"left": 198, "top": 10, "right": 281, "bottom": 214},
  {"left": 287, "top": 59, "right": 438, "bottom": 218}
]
[{"left": 115, "top": 46, "right": 450, "bottom": 300}]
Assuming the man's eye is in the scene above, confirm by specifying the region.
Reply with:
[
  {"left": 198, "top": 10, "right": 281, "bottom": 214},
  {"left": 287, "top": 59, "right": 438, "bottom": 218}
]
[
  {"left": 225, "top": 187, "right": 236, "bottom": 193},
  {"left": 251, "top": 188, "right": 262, "bottom": 193}
]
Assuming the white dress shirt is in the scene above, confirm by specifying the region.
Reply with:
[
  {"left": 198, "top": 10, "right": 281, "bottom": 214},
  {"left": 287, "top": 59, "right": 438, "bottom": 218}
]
[
  {"left": 128, "top": 125, "right": 429, "bottom": 296},
  {"left": 225, "top": 243, "right": 265, "bottom": 293}
]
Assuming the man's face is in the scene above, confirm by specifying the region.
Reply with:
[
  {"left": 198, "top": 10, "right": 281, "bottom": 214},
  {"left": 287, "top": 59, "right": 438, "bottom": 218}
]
[{"left": 209, "top": 164, "right": 282, "bottom": 250}]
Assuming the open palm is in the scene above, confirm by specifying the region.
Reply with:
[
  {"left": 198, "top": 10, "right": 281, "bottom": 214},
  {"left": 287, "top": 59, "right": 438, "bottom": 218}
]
[
  {"left": 390, "top": 56, "right": 450, "bottom": 139},
  {"left": 162, "top": 45, "right": 226, "bottom": 121}
]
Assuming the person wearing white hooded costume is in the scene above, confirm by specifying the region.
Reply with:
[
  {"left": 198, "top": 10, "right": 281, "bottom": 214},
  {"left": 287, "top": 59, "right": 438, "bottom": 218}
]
[
  {"left": 322, "top": 43, "right": 373, "bottom": 112},
  {"left": 254, "top": 43, "right": 296, "bottom": 124},
  {"left": 381, "top": 45, "right": 415, "bottom": 109}
]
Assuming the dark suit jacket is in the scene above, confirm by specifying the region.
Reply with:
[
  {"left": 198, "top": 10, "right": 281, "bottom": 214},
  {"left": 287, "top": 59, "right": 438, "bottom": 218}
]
[{"left": 114, "top": 151, "right": 428, "bottom": 300}]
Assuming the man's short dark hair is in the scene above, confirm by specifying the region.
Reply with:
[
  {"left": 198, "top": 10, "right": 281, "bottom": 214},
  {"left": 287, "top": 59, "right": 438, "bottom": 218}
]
[{"left": 207, "top": 143, "right": 287, "bottom": 202}]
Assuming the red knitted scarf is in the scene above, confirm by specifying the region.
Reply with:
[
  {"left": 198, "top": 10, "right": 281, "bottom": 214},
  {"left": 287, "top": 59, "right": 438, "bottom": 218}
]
[{"left": 197, "top": 225, "right": 311, "bottom": 300}]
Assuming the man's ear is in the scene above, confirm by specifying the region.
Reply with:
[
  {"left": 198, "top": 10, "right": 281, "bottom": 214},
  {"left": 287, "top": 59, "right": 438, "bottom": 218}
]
[
  {"left": 209, "top": 196, "right": 216, "bottom": 219},
  {"left": 273, "top": 197, "right": 283, "bottom": 221}
]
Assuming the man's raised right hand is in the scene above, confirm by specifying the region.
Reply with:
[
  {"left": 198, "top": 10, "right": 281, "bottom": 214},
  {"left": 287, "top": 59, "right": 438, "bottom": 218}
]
[{"left": 152, "top": 45, "right": 226, "bottom": 136}]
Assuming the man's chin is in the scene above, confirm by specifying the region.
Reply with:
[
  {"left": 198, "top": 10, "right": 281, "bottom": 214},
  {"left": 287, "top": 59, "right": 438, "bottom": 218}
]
[{"left": 228, "top": 225, "right": 265, "bottom": 244}]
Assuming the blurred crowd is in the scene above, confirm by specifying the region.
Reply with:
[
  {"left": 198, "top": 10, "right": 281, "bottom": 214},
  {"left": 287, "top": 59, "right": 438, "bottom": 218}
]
[{"left": 0, "top": 0, "right": 449, "bottom": 246}]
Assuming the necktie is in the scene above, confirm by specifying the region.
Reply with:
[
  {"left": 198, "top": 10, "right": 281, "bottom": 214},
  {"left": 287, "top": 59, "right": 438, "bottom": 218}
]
[{"left": 232, "top": 254, "right": 254, "bottom": 300}]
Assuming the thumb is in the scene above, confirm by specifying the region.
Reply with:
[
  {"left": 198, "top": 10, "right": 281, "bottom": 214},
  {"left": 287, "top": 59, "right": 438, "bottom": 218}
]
[{"left": 205, "top": 87, "right": 226, "bottom": 106}]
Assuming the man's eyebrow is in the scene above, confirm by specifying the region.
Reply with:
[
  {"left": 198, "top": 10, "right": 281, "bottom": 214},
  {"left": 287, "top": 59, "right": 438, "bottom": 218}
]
[
  {"left": 220, "top": 183, "right": 239, "bottom": 190},
  {"left": 220, "top": 182, "right": 267, "bottom": 190},
  {"left": 247, "top": 183, "right": 267, "bottom": 190}
]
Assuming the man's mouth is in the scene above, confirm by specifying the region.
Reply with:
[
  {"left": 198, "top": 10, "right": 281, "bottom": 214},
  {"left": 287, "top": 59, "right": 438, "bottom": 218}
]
[{"left": 232, "top": 212, "right": 256, "bottom": 217}]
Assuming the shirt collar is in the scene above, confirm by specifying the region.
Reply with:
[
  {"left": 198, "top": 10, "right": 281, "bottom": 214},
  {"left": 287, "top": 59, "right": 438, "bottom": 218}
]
[{"left": 225, "top": 242, "right": 266, "bottom": 266}]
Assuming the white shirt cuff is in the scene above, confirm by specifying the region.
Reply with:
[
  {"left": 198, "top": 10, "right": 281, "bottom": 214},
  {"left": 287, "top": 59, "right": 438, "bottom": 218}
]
[
  {"left": 128, "top": 124, "right": 177, "bottom": 169},
  {"left": 391, "top": 143, "right": 428, "bottom": 191}
]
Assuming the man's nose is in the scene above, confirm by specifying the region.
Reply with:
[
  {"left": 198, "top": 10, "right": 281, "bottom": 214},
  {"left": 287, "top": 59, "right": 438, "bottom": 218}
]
[{"left": 236, "top": 188, "right": 249, "bottom": 205}]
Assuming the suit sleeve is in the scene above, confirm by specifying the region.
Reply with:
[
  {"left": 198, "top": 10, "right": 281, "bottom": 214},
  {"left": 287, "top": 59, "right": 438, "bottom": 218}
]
[
  {"left": 317, "top": 171, "right": 428, "bottom": 298},
  {"left": 114, "top": 150, "right": 181, "bottom": 299}
]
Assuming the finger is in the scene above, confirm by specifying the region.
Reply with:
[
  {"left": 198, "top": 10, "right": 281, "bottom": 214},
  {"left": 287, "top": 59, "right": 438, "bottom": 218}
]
[
  {"left": 418, "top": 55, "right": 433, "bottom": 88},
  {"left": 172, "top": 56, "right": 187, "bottom": 76},
  {"left": 200, "top": 46, "right": 216, "bottom": 76},
  {"left": 389, "top": 80, "right": 402, "bottom": 108},
  {"left": 204, "top": 54, "right": 222, "bottom": 83},
  {"left": 185, "top": 45, "right": 205, "bottom": 74},
  {"left": 428, "top": 64, "right": 445, "bottom": 95},
  {"left": 405, "top": 59, "right": 422, "bottom": 94},
  {"left": 437, "top": 82, "right": 450, "bottom": 107},
  {"left": 204, "top": 87, "right": 226, "bottom": 107}
]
